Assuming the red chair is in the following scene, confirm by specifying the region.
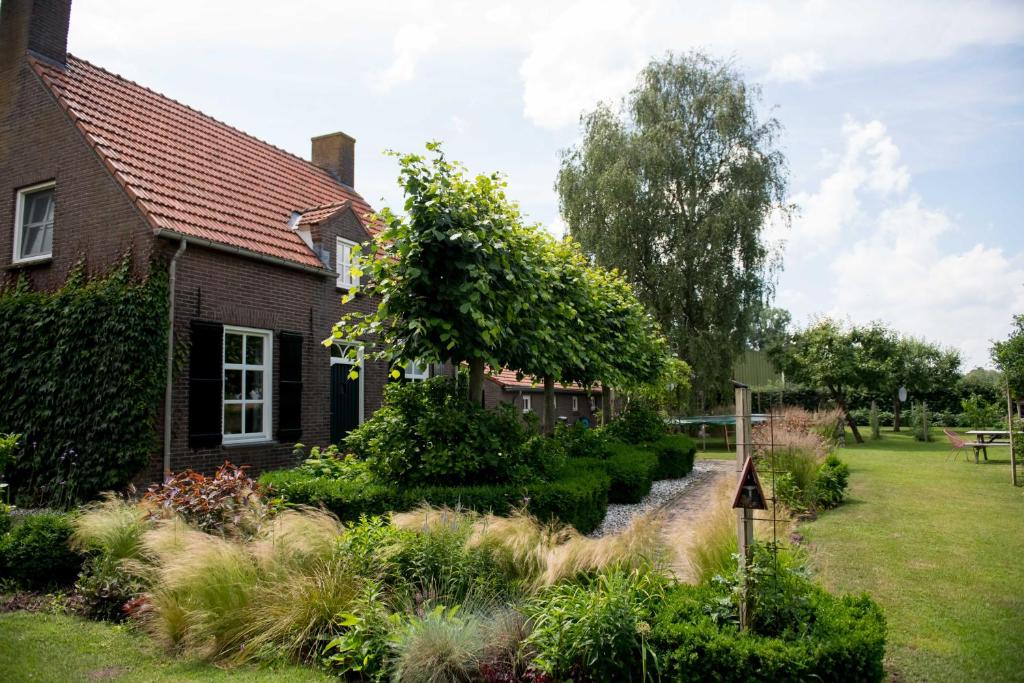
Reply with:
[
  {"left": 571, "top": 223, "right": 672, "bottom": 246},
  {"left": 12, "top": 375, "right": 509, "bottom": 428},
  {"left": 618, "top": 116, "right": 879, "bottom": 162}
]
[{"left": 944, "top": 429, "right": 987, "bottom": 463}]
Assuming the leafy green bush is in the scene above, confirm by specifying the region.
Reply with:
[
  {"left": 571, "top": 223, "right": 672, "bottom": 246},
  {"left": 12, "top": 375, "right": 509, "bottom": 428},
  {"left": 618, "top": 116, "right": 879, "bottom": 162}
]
[
  {"left": 261, "top": 460, "right": 611, "bottom": 534},
  {"left": 0, "top": 259, "right": 168, "bottom": 505},
  {"left": 650, "top": 547, "right": 886, "bottom": 682},
  {"left": 911, "top": 401, "right": 932, "bottom": 442},
  {"left": 345, "top": 375, "right": 551, "bottom": 486},
  {"left": 651, "top": 435, "right": 696, "bottom": 480},
  {"left": 524, "top": 568, "right": 666, "bottom": 682},
  {"left": 869, "top": 402, "right": 881, "bottom": 439},
  {"left": 586, "top": 451, "right": 658, "bottom": 504},
  {"left": 0, "top": 505, "right": 10, "bottom": 537},
  {"left": 74, "top": 554, "right": 145, "bottom": 622},
  {"left": 0, "top": 512, "right": 82, "bottom": 589},
  {"left": 813, "top": 454, "right": 850, "bottom": 509},
  {"left": 554, "top": 422, "right": 611, "bottom": 459},
  {"left": 605, "top": 403, "right": 666, "bottom": 444},
  {"left": 960, "top": 394, "right": 1004, "bottom": 429}
]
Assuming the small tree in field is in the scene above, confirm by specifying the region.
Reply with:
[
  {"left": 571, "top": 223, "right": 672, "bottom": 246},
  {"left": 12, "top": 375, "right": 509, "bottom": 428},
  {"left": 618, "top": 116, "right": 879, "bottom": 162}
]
[
  {"left": 992, "top": 314, "right": 1024, "bottom": 402},
  {"left": 329, "top": 144, "right": 546, "bottom": 404},
  {"left": 869, "top": 400, "right": 881, "bottom": 440}
]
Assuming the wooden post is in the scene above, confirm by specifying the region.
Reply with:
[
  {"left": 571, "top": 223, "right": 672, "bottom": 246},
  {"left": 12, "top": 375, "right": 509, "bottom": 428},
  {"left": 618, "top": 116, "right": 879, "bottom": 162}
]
[
  {"left": 1008, "top": 384, "right": 1018, "bottom": 487},
  {"left": 734, "top": 381, "right": 753, "bottom": 630}
]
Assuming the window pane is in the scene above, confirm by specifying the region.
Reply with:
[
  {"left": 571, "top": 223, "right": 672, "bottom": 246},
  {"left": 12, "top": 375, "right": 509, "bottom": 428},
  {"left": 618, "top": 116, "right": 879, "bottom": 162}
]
[
  {"left": 224, "top": 370, "right": 242, "bottom": 400},
  {"left": 245, "top": 370, "right": 263, "bottom": 400},
  {"left": 245, "top": 335, "right": 263, "bottom": 365},
  {"left": 225, "top": 333, "right": 243, "bottom": 364},
  {"left": 40, "top": 223, "right": 52, "bottom": 255},
  {"left": 20, "top": 224, "right": 43, "bottom": 257},
  {"left": 224, "top": 404, "right": 242, "bottom": 434},
  {"left": 245, "top": 403, "right": 263, "bottom": 434},
  {"left": 26, "top": 189, "right": 54, "bottom": 224}
]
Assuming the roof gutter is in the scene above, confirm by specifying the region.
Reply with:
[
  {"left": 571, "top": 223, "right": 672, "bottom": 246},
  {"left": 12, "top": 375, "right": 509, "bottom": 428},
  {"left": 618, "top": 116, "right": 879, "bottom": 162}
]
[
  {"left": 155, "top": 229, "right": 333, "bottom": 277},
  {"left": 163, "top": 238, "right": 187, "bottom": 477}
]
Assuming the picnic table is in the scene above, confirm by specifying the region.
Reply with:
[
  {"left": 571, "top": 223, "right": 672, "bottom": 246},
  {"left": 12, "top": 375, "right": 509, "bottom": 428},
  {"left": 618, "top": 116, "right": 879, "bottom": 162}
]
[{"left": 965, "top": 430, "right": 1011, "bottom": 464}]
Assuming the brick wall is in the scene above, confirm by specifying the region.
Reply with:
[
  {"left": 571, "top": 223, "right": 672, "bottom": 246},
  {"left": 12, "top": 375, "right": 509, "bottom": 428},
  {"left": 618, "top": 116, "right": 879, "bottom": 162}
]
[{"left": 483, "top": 379, "right": 601, "bottom": 428}]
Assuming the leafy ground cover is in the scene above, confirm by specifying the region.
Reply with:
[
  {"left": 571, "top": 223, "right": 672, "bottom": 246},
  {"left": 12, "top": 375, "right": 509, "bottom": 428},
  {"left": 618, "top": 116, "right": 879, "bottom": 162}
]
[
  {"left": 800, "top": 428, "right": 1024, "bottom": 682},
  {"left": 0, "top": 611, "right": 331, "bottom": 683}
]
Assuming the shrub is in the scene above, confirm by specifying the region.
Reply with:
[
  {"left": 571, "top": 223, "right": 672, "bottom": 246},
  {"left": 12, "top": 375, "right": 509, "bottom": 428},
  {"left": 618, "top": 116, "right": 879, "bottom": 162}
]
[
  {"left": 650, "top": 435, "right": 696, "bottom": 480},
  {"left": 651, "top": 546, "right": 886, "bottom": 682},
  {"left": 813, "top": 455, "right": 850, "bottom": 510},
  {"left": 294, "top": 443, "right": 374, "bottom": 485},
  {"left": 605, "top": 403, "right": 666, "bottom": 445},
  {"left": 261, "top": 461, "right": 611, "bottom": 535},
  {"left": 75, "top": 554, "right": 145, "bottom": 622},
  {"left": 554, "top": 422, "right": 611, "bottom": 459},
  {"left": 911, "top": 401, "right": 932, "bottom": 442},
  {"left": 961, "top": 394, "right": 1004, "bottom": 429},
  {"left": 590, "top": 451, "right": 658, "bottom": 504},
  {"left": 143, "top": 462, "right": 271, "bottom": 537},
  {"left": 0, "top": 512, "right": 82, "bottom": 589},
  {"left": 0, "top": 503, "right": 11, "bottom": 537},
  {"left": 524, "top": 568, "right": 666, "bottom": 682},
  {"left": 323, "top": 582, "right": 399, "bottom": 681},
  {"left": 345, "top": 375, "right": 551, "bottom": 487},
  {"left": 0, "top": 259, "right": 168, "bottom": 504},
  {"left": 869, "top": 402, "right": 881, "bottom": 439}
]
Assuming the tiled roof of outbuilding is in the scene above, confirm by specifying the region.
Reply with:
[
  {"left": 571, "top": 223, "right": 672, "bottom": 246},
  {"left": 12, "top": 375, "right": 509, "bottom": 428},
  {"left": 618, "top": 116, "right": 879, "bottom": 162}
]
[
  {"left": 30, "top": 55, "right": 379, "bottom": 268},
  {"left": 486, "top": 367, "right": 600, "bottom": 394}
]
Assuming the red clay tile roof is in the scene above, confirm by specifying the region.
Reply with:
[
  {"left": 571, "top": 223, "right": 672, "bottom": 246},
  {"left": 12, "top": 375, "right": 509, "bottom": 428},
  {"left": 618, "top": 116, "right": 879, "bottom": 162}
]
[
  {"left": 30, "top": 55, "right": 380, "bottom": 269},
  {"left": 486, "top": 367, "right": 600, "bottom": 394},
  {"left": 296, "top": 200, "right": 351, "bottom": 228}
]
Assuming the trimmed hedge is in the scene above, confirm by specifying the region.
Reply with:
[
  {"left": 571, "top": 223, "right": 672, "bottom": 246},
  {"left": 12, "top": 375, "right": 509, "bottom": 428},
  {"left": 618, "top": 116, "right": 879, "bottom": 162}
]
[
  {"left": 651, "top": 582, "right": 887, "bottom": 682},
  {"left": 652, "top": 434, "right": 697, "bottom": 480},
  {"left": 576, "top": 451, "right": 658, "bottom": 504},
  {"left": 261, "top": 461, "right": 610, "bottom": 534},
  {"left": 0, "top": 511, "right": 83, "bottom": 589}
]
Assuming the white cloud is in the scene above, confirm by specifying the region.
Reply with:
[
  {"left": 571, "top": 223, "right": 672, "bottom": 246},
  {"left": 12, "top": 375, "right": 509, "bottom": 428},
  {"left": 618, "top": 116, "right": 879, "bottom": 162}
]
[
  {"left": 786, "top": 119, "right": 1024, "bottom": 367},
  {"left": 765, "top": 52, "right": 825, "bottom": 83},
  {"left": 374, "top": 23, "right": 441, "bottom": 92}
]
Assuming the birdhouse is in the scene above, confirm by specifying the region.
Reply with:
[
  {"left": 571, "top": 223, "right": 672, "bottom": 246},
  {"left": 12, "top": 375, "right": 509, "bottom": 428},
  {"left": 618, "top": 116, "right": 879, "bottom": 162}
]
[{"left": 732, "top": 456, "right": 767, "bottom": 510}]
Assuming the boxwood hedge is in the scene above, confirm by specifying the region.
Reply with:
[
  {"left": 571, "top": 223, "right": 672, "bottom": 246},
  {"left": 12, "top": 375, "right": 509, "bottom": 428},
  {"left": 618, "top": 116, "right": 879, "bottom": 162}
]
[{"left": 261, "top": 460, "right": 610, "bottom": 534}]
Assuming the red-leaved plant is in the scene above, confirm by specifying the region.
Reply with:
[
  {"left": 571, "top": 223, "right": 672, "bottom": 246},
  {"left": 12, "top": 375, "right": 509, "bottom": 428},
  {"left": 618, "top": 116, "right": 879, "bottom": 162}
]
[{"left": 142, "top": 461, "right": 271, "bottom": 537}]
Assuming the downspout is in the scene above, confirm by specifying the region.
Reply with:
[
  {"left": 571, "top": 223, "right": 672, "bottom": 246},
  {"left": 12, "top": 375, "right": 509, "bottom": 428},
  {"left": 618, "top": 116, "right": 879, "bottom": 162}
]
[{"left": 163, "top": 239, "right": 188, "bottom": 477}]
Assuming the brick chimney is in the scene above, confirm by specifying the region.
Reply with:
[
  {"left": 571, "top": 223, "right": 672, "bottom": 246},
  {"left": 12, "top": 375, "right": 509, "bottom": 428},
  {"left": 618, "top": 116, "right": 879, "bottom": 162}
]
[
  {"left": 311, "top": 132, "right": 355, "bottom": 188},
  {"left": 0, "top": 0, "right": 72, "bottom": 71}
]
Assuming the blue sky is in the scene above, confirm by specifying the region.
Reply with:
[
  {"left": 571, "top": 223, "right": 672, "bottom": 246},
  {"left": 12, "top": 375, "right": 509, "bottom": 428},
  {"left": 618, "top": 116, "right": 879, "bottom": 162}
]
[{"left": 67, "top": 0, "right": 1024, "bottom": 367}]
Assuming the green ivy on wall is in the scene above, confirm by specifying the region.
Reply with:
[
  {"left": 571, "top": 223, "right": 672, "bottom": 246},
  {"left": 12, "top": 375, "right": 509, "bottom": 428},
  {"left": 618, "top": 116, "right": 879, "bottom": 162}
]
[{"left": 0, "top": 255, "right": 168, "bottom": 505}]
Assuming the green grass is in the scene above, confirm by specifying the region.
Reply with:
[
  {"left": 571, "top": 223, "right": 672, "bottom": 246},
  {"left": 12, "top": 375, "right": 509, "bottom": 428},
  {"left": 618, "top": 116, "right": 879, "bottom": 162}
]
[
  {"left": 801, "top": 428, "right": 1024, "bottom": 682},
  {"left": 0, "top": 611, "right": 331, "bottom": 683}
]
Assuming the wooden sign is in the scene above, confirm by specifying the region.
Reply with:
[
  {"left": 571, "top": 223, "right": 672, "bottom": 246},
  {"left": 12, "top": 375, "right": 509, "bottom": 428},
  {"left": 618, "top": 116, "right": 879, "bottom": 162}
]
[{"left": 732, "top": 456, "right": 767, "bottom": 510}]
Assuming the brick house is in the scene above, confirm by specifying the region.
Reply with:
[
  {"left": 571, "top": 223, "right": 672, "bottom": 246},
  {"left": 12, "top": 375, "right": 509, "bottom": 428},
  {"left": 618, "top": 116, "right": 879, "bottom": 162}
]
[
  {"left": 483, "top": 369, "right": 603, "bottom": 427},
  {"left": 0, "top": 0, "right": 406, "bottom": 478}
]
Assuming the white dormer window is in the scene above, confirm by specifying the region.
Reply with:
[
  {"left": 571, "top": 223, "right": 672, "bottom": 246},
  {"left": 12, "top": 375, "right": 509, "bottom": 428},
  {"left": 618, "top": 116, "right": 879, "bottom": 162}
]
[
  {"left": 336, "top": 237, "right": 360, "bottom": 290},
  {"left": 14, "top": 181, "right": 56, "bottom": 263}
]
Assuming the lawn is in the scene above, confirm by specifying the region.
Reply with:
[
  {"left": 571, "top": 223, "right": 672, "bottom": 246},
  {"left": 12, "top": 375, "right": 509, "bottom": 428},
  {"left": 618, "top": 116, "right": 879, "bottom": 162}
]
[
  {"left": 800, "top": 429, "right": 1024, "bottom": 682},
  {"left": 0, "top": 611, "right": 330, "bottom": 683}
]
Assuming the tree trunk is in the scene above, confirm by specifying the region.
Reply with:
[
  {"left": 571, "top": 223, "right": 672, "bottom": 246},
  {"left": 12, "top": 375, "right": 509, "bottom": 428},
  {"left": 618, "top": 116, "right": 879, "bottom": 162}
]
[
  {"left": 601, "top": 385, "right": 612, "bottom": 426},
  {"left": 468, "top": 358, "right": 485, "bottom": 407},
  {"left": 836, "top": 395, "right": 864, "bottom": 443},
  {"left": 543, "top": 375, "right": 556, "bottom": 435},
  {"left": 892, "top": 392, "right": 901, "bottom": 432}
]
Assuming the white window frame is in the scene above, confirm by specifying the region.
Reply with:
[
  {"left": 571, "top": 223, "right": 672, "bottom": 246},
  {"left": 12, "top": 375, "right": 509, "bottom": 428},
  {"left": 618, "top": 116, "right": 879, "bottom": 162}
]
[
  {"left": 572, "top": 396, "right": 579, "bottom": 412},
  {"left": 336, "top": 237, "right": 360, "bottom": 290},
  {"left": 522, "top": 394, "right": 532, "bottom": 413},
  {"left": 405, "top": 359, "right": 430, "bottom": 382},
  {"left": 590, "top": 396, "right": 597, "bottom": 412},
  {"left": 222, "top": 326, "right": 273, "bottom": 444},
  {"left": 13, "top": 180, "right": 56, "bottom": 264},
  {"left": 331, "top": 342, "right": 365, "bottom": 426}
]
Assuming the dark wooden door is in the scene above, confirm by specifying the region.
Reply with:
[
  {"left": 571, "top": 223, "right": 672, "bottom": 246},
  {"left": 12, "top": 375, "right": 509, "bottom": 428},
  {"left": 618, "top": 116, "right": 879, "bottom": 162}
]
[{"left": 330, "top": 363, "right": 360, "bottom": 444}]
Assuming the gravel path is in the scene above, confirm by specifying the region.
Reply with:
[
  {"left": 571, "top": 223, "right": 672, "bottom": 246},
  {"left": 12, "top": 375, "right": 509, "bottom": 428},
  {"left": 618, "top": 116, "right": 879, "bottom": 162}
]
[{"left": 589, "top": 459, "right": 734, "bottom": 583}]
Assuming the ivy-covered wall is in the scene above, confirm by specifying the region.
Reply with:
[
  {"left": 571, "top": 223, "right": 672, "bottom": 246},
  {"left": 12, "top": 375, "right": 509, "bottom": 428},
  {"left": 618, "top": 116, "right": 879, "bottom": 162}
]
[{"left": 0, "top": 256, "right": 168, "bottom": 504}]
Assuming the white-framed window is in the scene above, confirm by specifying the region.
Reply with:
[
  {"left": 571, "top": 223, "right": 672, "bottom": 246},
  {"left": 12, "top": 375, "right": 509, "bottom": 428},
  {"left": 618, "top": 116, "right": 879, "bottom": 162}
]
[
  {"left": 223, "top": 326, "right": 273, "bottom": 443},
  {"left": 13, "top": 181, "right": 56, "bottom": 263},
  {"left": 572, "top": 396, "right": 579, "bottom": 412},
  {"left": 336, "top": 237, "right": 360, "bottom": 290},
  {"left": 405, "top": 359, "right": 430, "bottom": 382},
  {"left": 590, "top": 396, "right": 597, "bottom": 412},
  {"left": 522, "top": 394, "right": 532, "bottom": 413}
]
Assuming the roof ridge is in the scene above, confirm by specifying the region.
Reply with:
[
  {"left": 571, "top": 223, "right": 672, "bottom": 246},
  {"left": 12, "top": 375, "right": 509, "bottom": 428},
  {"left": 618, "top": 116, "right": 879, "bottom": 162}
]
[{"left": 62, "top": 53, "right": 347, "bottom": 190}]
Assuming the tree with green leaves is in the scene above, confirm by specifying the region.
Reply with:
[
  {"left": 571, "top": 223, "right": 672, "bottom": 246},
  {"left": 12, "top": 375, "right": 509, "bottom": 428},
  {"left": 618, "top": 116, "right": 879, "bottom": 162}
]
[
  {"left": 992, "top": 314, "right": 1024, "bottom": 400},
  {"left": 883, "top": 337, "right": 961, "bottom": 431},
  {"left": 771, "top": 319, "right": 896, "bottom": 443},
  {"left": 329, "top": 143, "right": 546, "bottom": 404},
  {"left": 557, "top": 52, "right": 789, "bottom": 405}
]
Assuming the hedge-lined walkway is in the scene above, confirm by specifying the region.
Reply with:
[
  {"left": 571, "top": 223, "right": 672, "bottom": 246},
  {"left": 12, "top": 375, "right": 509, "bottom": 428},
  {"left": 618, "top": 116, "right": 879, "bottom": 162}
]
[{"left": 800, "top": 430, "right": 1024, "bottom": 682}]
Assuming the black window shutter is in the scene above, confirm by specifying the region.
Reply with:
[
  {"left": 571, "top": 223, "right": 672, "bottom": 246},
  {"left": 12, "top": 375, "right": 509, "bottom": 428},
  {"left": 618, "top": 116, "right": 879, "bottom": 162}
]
[
  {"left": 188, "top": 320, "right": 223, "bottom": 449},
  {"left": 278, "top": 332, "right": 303, "bottom": 442}
]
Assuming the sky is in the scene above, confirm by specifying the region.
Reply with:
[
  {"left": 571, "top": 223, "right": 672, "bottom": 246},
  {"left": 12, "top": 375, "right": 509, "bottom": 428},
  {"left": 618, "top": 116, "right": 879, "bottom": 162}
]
[{"left": 65, "top": 0, "right": 1024, "bottom": 368}]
